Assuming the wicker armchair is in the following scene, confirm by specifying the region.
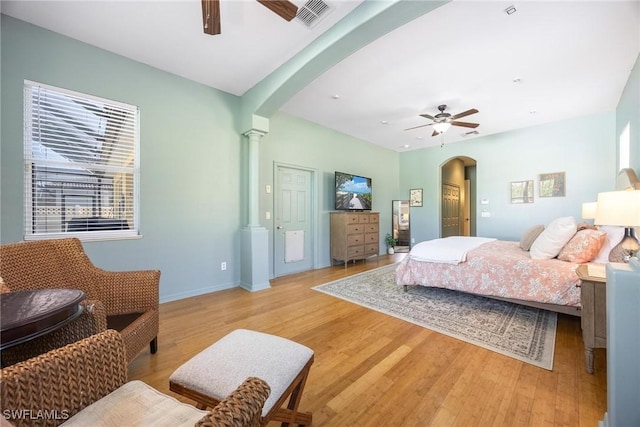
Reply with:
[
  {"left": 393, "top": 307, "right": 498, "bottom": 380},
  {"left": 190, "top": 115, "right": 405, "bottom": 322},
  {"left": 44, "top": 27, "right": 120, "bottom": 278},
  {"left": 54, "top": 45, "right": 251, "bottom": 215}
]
[
  {"left": 0, "top": 238, "right": 159, "bottom": 364},
  {"left": 0, "top": 300, "right": 107, "bottom": 368},
  {"left": 0, "top": 330, "right": 271, "bottom": 427}
]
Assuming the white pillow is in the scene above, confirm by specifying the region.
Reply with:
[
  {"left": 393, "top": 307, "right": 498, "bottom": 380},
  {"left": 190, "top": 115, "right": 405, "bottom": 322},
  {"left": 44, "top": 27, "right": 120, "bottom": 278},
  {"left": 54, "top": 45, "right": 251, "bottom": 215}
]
[
  {"left": 592, "top": 225, "right": 625, "bottom": 263},
  {"left": 530, "top": 216, "right": 578, "bottom": 259}
]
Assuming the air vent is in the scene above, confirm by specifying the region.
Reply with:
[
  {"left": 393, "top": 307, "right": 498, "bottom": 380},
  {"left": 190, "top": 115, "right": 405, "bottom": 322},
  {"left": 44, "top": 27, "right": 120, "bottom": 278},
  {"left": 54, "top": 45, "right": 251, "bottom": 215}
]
[
  {"left": 296, "top": 0, "right": 333, "bottom": 28},
  {"left": 463, "top": 130, "right": 480, "bottom": 136}
]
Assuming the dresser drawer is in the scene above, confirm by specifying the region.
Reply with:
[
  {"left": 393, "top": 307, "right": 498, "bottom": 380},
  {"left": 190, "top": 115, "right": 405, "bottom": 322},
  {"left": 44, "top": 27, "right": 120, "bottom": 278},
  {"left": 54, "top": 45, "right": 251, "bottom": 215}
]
[
  {"left": 347, "top": 234, "right": 364, "bottom": 246},
  {"left": 365, "top": 223, "right": 379, "bottom": 234},
  {"left": 368, "top": 213, "right": 379, "bottom": 224},
  {"left": 347, "top": 214, "right": 360, "bottom": 224},
  {"left": 347, "top": 245, "right": 365, "bottom": 257},
  {"left": 364, "top": 244, "right": 378, "bottom": 255},
  {"left": 364, "top": 233, "right": 378, "bottom": 243},
  {"left": 358, "top": 215, "right": 370, "bottom": 224},
  {"left": 347, "top": 224, "right": 364, "bottom": 235}
]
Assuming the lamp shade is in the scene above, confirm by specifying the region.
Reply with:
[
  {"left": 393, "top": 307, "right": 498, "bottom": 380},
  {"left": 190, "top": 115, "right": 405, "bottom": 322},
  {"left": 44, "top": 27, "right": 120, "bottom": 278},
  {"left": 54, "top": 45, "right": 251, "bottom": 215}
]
[
  {"left": 433, "top": 122, "right": 451, "bottom": 133},
  {"left": 581, "top": 202, "right": 597, "bottom": 220},
  {"left": 594, "top": 190, "right": 640, "bottom": 227}
]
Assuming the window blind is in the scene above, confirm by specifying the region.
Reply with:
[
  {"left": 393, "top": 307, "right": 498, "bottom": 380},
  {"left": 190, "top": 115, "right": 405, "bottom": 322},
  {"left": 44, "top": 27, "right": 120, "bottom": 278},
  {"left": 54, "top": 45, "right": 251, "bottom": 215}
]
[{"left": 23, "top": 80, "right": 140, "bottom": 241}]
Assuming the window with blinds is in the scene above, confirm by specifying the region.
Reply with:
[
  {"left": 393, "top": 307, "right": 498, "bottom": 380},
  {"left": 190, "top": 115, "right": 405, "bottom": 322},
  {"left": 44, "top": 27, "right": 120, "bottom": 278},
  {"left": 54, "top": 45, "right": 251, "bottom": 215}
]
[{"left": 23, "top": 81, "right": 140, "bottom": 241}]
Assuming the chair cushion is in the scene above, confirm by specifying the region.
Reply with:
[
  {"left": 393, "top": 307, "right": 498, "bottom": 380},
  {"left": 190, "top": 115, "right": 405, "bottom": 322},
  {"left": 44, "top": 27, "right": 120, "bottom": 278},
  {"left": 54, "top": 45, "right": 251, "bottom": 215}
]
[
  {"left": 60, "top": 380, "right": 206, "bottom": 426},
  {"left": 170, "top": 329, "right": 314, "bottom": 417},
  {"left": 107, "top": 313, "right": 143, "bottom": 331}
]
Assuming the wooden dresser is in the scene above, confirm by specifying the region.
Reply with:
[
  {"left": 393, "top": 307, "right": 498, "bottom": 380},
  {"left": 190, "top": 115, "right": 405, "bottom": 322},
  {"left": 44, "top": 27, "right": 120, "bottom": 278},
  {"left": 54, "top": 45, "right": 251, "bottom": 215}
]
[
  {"left": 330, "top": 212, "right": 379, "bottom": 268},
  {"left": 576, "top": 264, "right": 607, "bottom": 374}
]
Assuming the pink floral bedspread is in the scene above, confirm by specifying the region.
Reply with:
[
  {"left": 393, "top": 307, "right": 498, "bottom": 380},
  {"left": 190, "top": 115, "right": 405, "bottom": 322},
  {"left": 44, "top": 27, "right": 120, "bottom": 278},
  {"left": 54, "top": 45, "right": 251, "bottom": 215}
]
[{"left": 395, "top": 240, "right": 581, "bottom": 307}]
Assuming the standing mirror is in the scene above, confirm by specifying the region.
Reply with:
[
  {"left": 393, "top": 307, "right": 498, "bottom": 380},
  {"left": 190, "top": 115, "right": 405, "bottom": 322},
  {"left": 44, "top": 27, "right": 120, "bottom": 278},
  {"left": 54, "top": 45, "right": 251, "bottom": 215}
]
[{"left": 392, "top": 200, "right": 411, "bottom": 252}]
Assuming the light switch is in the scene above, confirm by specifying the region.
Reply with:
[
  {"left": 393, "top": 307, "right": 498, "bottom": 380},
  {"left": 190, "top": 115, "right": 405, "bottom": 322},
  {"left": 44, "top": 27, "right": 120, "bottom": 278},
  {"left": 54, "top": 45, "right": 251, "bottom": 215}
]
[
  {"left": 265, "top": 185, "right": 271, "bottom": 194},
  {"left": 481, "top": 211, "right": 491, "bottom": 218},
  {"left": 265, "top": 211, "right": 271, "bottom": 220},
  {"left": 480, "top": 199, "right": 489, "bottom": 205}
]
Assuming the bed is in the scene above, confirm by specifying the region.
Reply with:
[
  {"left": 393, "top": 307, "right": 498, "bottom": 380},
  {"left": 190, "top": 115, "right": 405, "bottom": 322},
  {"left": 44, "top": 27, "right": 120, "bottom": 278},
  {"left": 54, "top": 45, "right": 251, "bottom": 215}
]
[
  {"left": 395, "top": 178, "right": 634, "bottom": 316},
  {"left": 395, "top": 236, "right": 583, "bottom": 316}
]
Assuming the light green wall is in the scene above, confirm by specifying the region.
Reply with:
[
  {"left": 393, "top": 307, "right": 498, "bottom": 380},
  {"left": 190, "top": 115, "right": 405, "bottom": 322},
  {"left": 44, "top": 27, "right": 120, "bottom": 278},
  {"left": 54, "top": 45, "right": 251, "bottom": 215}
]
[
  {"left": 261, "top": 112, "right": 400, "bottom": 272},
  {"left": 1, "top": 15, "right": 243, "bottom": 302},
  {"left": 2, "top": 13, "right": 637, "bottom": 303},
  {"left": 399, "top": 112, "right": 617, "bottom": 242},
  {"left": 616, "top": 54, "right": 640, "bottom": 172},
  {"left": 0, "top": 14, "right": 401, "bottom": 299}
]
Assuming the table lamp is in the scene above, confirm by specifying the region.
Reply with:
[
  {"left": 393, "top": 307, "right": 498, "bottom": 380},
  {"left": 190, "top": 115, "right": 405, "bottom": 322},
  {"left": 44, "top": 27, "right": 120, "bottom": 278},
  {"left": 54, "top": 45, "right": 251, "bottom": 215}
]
[
  {"left": 595, "top": 190, "right": 640, "bottom": 262},
  {"left": 581, "top": 202, "right": 597, "bottom": 221}
]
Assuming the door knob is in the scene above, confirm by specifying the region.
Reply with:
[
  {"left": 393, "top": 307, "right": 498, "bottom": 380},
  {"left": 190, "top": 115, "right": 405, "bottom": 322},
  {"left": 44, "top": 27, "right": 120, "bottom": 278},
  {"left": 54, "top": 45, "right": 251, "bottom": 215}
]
[{"left": 276, "top": 226, "right": 284, "bottom": 229}]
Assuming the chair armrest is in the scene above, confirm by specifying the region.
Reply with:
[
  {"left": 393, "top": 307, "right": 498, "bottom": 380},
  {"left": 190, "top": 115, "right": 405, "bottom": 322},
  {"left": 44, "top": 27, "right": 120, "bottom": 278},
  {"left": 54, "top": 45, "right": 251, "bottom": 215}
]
[
  {"left": 0, "top": 330, "right": 127, "bottom": 427},
  {"left": 84, "top": 269, "right": 160, "bottom": 315},
  {"left": 0, "top": 300, "right": 108, "bottom": 368},
  {"left": 82, "top": 299, "right": 108, "bottom": 331},
  {"left": 196, "top": 377, "right": 270, "bottom": 427}
]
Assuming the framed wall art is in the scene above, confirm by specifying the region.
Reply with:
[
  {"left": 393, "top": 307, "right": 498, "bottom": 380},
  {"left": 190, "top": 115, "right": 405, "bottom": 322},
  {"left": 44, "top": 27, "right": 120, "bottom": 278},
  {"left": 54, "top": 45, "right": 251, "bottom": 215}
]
[
  {"left": 409, "top": 188, "right": 423, "bottom": 207},
  {"left": 539, "top": 172, "right": 566, "bottom": 197},
  {"left": 511, "top": 180, "right": 534, "bottom": 203}
]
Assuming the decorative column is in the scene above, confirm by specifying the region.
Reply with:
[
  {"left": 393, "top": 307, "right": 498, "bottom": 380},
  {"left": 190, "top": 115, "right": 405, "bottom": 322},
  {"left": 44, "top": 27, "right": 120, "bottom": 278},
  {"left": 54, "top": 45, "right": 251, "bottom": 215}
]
[
  {"left": 245, "top": 129, "right": 265, "bottom": 228},
  {"left": 240, "top": 129, "right": 270, "bottom": 291}
]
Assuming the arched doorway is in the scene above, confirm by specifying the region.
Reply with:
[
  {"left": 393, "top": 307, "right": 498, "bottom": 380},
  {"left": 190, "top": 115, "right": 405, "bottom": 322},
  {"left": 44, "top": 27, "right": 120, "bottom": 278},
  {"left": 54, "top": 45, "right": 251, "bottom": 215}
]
[{"left": 440, "top": 156, "right": 477, "bottom": 237}]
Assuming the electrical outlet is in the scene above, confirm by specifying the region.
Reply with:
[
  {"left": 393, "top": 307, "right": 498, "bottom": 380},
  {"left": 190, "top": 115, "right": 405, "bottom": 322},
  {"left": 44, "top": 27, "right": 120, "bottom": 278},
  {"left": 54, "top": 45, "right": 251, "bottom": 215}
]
[{"left": 221, "top": 262, "right": 227, "bottom": 271}]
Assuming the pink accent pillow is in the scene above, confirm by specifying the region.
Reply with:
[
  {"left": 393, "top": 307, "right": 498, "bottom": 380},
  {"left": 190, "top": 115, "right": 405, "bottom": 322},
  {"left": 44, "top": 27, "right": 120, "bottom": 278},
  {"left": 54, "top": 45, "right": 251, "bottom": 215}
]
[{"left": 558, "top": 229, "right": 607, "bottom": 263}]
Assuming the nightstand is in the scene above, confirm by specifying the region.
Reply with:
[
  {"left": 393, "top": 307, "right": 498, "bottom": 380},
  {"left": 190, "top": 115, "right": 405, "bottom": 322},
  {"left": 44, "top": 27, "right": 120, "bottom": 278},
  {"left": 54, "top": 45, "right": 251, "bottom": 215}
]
[{"left": 576, "top": 264, "right": 607, "bottom": 374}]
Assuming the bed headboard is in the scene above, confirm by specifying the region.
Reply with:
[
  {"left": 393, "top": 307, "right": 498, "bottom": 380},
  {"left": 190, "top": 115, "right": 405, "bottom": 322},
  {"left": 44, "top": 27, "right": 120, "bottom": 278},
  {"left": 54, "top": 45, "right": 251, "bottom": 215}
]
[{"left": 616, "top": 168, "right": 640, "bottom": 190}]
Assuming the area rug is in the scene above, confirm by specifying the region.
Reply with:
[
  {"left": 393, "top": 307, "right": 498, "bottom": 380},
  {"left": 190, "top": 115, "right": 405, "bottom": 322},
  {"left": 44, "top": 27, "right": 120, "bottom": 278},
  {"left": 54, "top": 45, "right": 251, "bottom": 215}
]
[{"left": 313, "top": 264, "right": 557, "bottom": 370}]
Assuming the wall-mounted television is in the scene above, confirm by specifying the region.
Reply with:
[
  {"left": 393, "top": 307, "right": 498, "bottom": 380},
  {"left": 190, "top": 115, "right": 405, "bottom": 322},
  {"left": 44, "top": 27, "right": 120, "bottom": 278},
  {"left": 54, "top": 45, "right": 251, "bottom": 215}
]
[{"left": 334, "top": 171, "right": 372, "bottom": 211}]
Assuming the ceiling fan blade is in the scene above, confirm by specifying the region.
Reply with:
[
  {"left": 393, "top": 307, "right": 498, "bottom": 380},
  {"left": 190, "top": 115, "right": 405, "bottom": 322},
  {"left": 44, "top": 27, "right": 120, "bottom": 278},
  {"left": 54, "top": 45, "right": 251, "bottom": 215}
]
[
  {"left": 451, "top": 108, "right": 478, "bottom": 120},
  {"left": 257, "top": 0, "right": 298, "bottom": 21},
  {"left": 202, "top": 0, "right": 221, "bottom": 35},
  {"left": 450, "top": 121, "right": 479, "bottom": 128},
  {"left": 404, "top": 123, "right": 434, "bottom": 131},
  {"left": 419, "top": 113, "right": 435, "bottom": 121},
  {"left": 432, "top": 130, "right": 441, "bottom": 137}
]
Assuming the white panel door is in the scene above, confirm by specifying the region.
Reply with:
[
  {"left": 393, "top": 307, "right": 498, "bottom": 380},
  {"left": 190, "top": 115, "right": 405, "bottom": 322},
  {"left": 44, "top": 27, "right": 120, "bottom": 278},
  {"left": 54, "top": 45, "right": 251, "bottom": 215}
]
[{"left": 274, "top": 166, "right": 313, "bottom": 277}]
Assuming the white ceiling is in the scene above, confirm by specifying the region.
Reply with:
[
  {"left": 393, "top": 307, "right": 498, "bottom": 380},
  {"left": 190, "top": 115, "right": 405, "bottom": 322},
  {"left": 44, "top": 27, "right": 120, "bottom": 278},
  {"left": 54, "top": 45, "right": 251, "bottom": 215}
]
[
  {"left": 2, "top": 1, "right": 639, "bottom": 151},
  {"left": 0, "top": 0, "right": 363, "bottom": 96}
]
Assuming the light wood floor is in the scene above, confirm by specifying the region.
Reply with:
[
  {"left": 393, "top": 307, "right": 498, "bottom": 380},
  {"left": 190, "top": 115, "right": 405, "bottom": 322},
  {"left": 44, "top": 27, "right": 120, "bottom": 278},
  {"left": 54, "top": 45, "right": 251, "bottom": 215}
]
[{"left": 128, "top": 254, "right": 607, "bottom": 426}]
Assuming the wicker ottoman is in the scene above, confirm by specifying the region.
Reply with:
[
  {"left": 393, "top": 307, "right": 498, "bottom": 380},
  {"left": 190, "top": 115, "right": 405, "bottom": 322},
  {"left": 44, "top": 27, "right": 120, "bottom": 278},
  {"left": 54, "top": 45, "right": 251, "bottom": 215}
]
[{"left": 169, "top": 329, "right": 314, "bottom": 426}]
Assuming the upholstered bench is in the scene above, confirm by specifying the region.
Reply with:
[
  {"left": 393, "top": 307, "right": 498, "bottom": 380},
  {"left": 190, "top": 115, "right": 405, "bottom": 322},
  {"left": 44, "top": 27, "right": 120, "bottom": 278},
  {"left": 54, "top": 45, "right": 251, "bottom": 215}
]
[{"left": 169, "top": 329, "right": 314, "bottom": 426}]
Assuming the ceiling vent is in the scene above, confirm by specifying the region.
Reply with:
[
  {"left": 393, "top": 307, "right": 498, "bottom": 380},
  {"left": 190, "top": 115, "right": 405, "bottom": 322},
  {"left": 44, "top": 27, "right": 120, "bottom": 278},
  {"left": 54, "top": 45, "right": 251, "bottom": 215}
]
[
  {"left": 296, "top": 0, "right": 333, "bottom": 28},
  {"left": 463, "top": 130, "right": 480, "bottom": 136}
]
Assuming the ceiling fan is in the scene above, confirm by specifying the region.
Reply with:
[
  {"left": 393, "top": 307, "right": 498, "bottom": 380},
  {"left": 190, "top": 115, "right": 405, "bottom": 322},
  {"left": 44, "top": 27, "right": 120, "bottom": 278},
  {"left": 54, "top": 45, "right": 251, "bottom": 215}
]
[
  {"left": 202, "top": 0, "right": 299, "bottom": 35},
  {"left": 405, "top": 105, "right": 479, "bottom": 137}
]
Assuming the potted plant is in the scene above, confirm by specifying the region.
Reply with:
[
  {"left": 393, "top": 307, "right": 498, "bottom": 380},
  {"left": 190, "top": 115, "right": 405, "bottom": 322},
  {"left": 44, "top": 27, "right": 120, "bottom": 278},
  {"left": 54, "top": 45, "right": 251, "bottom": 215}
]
[{"left": 385, "top": 233, "right": 397, "bottom": 255}]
